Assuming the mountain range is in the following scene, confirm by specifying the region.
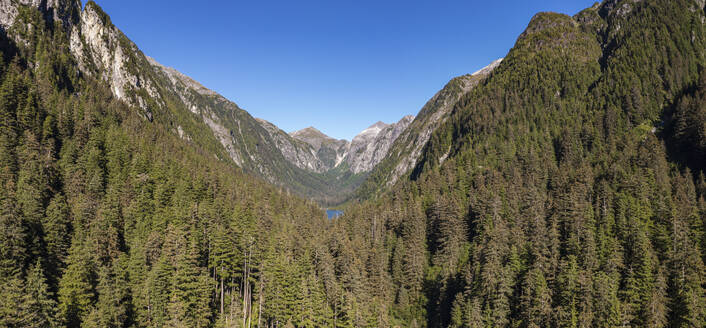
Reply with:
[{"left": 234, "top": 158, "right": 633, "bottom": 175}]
[
  {"left": 7, "top": 0, "right": 461, "bottom": 205},
  {"left": 1, "top": 0, "right": 705, "bottom": 327},
  {"left": 0, "top": 0, "right": 505, "bottom": 206}
]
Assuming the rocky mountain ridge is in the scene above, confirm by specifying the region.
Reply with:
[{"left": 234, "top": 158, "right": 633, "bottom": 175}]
[
  {"left": 0, "top": 0, "right": 79, "bottom": 30},
  {"left": 345, "top": 116, "right": 415, "bottom": 173},
  {"left": 0, "top": 0, "right": 501, "bottom": 205},
  {"left": 0, "top": 0, "right": 335, "bottom": 201},
  {"left": 356, "top": 58, "right": 503, "bottom": 198},
  {"left": 282, "top": 116, "right": 415, "bottom": 174},
  {"left": 0, "top": 0, "right": 421, "bottom": 204}
]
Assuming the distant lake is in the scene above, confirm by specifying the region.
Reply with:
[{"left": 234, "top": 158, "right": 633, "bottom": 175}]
[{"left": 326, "top": 210, "right": 343, "bottom": 219}]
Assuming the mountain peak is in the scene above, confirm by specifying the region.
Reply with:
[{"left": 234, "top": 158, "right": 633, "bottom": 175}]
[
  {"left": 472, "top": 58, "right": 504, "bottom": 76},
  {"left": 400, "top": 115, "right": 415, "bottom": 123},
  {"left": 147, "top": 56, "right": 218, "bottom": 97},
  {"left": 290, "top": 126, "right": 344, "bottom": 152},
  {"left": 291, "top": 126, "right": 332, "bottom": 140},
  {"left": 370, "top": 121, "right": 388, "bottom": 128},
  {"left": 356, "top": 121, "right": 388, "bottom": 138}
]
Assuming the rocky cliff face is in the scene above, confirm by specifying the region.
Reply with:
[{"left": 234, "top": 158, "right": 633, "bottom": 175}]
[
  {"left": 53, "top": 1, "right": 319, "bottom": 189},
  {"left": 70, "top": 2, "right": 161, "bottom": 120},
  {"left": 385, "top": 59, "right": 502, "bottom": 184},
  {"left": 284, "top": 115, "right": 415, "bottom": 174},
  {"left": 64, "top": 2, "right": 263, "bottom": 170},
  {"left": 0, "top": 0, "right": 80, "bottom": 30},
  {"left": 256, "top": 120, "right": 330, "bottom": 173},
  {"left": 288, "top": 127, "right": 348, "bottom": 171},
  {"left": 344, "top": 116, "right": 414, "bottom": 173}
]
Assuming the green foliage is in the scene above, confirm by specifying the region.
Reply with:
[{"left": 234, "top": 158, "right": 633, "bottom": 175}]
[
  {"left": 331, "top": 0, "right": 706, "bottom": 326},
  {"left": 1, "top": 0, "right": 706, "bottom": 327},
  {"left": 23, "top": 260, "right": 61, "bottom": 328},
  {"left": 57, "top": 242, "right": 95, "bottom": 327}
]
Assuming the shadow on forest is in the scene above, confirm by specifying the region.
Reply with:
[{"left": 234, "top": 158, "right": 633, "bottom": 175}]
[{"left": 660, "top": 76, "right": 706, "bottom": 177}]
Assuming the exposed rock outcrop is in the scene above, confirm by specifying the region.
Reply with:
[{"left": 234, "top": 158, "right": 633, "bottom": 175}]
[
  {"left": 69, "top": 2, "right": 161, "bottom": 120},
  {"left": 345, "top": 116, "right": 414, "bottom": 173},
  {"left": 0, "top": 0, "right": 80, "bottom": 30},
  {"left": 256, "top": 119, "right": 329, "bottom": 173},
  {"left": 284, "top": 115, "right": 415, "bottom": 174}
]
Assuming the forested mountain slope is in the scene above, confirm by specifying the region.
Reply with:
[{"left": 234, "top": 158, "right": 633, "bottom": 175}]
[
  {"left": 67, "top": 0, "right": 345, "bottom": 203},
  {"left": 0, "top": 0, "right": 409, "bottom": 206},
  {"left": 0, "top": 1, "right": 337, "bottom": 327},
  {"left": 257, "top": 115, "right": 415, "bottom": 205},
  {"left": 1, "top": 0, "right": 706, "bottom": 327},
  {"left": 326, "top": 0, "right": 706, "bottom": 326},
  {"left": 356, "top": 59, "right": 502, "bottom": 199}
]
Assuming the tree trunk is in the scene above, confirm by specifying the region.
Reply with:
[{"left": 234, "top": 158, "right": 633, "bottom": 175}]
[
  {"left": 243, "top": 250, "right": 249, "bottom": 328},
  {"left": 258, "top": 278, "right": 263, "bottom": 328},
  {"left": 248, "top": 293, "right": 253, "bottom": 328},
  {"left": 220, "top": 267, "right": 224, "bottom": 315},
  {"left": 230, "top": 276, "right": 236, "bottom": 323}
]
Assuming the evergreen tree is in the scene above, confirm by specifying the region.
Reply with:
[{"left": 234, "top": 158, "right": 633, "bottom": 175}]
[
  {"left": 21, "top": 260, "right": 60, "bottom": 328},
  {"left": 43, "top": 193, "right": 72, "bottom": 281},
  {"left": 57, "top": 241, "right": 95, "bottom": 327},
  {"left": 0, "top": 1, "right": 704, "bottom": 327},
  {"left": 0, "top": 274, "right": 26, "bottom": 328},
  {"left": 91, "top": 260, "right": 131, "bottom": 328},
  {"left": 167, "top": 238, "right": 212, "bottom": 328}
]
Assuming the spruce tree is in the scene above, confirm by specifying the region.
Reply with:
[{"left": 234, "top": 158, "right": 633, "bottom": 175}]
[
  {"left": 21, "top": 260, "right": 60, "bottom": 328},
  {"left": 57, "top": 241, "right": 96, "bottom": 327}
]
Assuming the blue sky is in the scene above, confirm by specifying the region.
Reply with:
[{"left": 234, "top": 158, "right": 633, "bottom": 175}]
[{"left": 93, "top": 0, "right": 595, "bottom": 140}]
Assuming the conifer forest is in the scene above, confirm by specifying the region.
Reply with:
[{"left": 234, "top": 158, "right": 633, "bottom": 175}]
[{"left": 0, "top": 0, "right": 706, "bottom": 327}]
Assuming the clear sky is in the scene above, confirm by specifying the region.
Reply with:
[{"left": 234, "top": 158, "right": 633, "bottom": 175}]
[{"left": 93, "top": 0, "right": 595, "bottom": 140}]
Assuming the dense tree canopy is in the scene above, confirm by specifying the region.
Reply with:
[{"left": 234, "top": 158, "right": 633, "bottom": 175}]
[{"left": 1, "top": 0, "right": 705, "bottom": 327}]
